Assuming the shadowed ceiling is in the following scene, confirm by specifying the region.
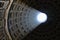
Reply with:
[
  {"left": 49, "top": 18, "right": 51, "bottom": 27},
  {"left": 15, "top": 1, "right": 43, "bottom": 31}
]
[{"left": 19, "top": 0, "right": 60, "bottom": 40}]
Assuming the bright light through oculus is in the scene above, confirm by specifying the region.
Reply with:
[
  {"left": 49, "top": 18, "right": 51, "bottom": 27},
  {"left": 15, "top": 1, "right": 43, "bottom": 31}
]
[{"left": 37, "top": 12, "right": 47, "bottom": 23}]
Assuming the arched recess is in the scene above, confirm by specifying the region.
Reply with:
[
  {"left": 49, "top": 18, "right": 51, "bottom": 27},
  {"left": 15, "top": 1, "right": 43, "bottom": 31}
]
[{"left": 4, "top": 0, "right": 13, "bottom": 40}]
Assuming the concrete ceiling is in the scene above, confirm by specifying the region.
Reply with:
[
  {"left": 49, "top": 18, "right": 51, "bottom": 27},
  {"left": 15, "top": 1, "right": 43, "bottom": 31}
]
[{"left": 22, "top": 0, "right": 60, "bottom": 40}]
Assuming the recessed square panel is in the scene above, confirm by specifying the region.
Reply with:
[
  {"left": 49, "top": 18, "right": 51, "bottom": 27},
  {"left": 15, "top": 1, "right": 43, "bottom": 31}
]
[
  {"left": 0, "top": 2, "right": 4, "bottom": 7},
  {"left": 0, "top": 1, "right": 9, "bottom": 9}
]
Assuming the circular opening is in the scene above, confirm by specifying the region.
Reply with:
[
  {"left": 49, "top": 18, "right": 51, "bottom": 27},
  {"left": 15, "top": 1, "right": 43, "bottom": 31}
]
[{"left": 37, "top": 12, "right": 47, "bottom": 23}]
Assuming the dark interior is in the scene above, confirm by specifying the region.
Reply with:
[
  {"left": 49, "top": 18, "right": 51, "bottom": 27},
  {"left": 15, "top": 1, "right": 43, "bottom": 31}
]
[{"left": 20, "top": 0, "right": 60, "bottom": 40}]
